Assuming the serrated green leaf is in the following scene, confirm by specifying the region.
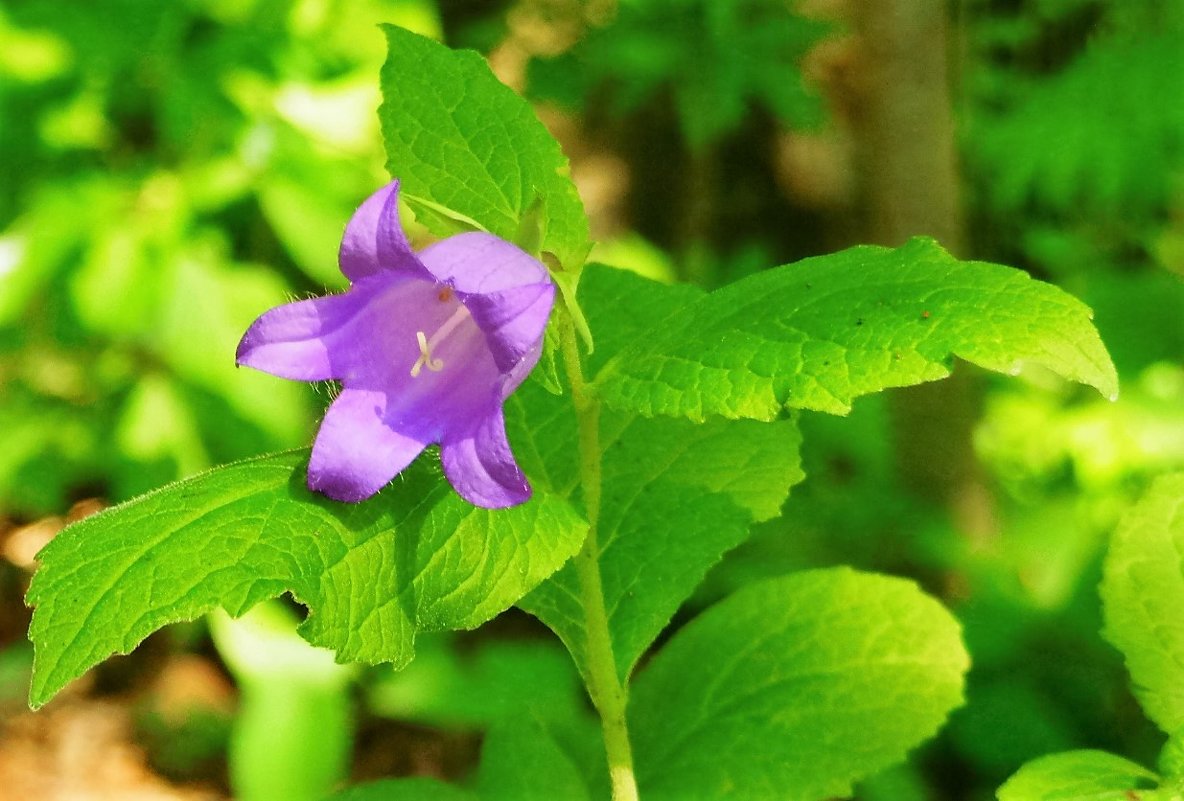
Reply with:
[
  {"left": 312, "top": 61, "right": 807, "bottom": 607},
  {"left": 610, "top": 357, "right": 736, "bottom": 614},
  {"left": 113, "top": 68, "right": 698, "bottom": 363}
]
[
  {"left": 518, "top": 412, "right": 802, "bottom": 686},
  {"left": 379, "top": 25, "right": 590, "bottom": 271},
  {"left": 997, "top": 751, "right": 1162, "bottom": 801},
  {"left": 578, "top": 265, "right": 705, "bottom": 376},
  {"left": 26, "top": 451, "right": 584, "bottom": 708},
  {"left": 595, "top": 237, "right": 1118, "bottom": 422},
  {"left": 511, "top": 266, "right": 804, "bottom": 682},
  {"left": 1101, "top": 473, "right": 1184, "bottom": 734},
  {"left": 477, "top": 716, "right": 591, "bottom": 801},
  {"left": 630, "top": 567, "right": 969, "bottom": 801}
]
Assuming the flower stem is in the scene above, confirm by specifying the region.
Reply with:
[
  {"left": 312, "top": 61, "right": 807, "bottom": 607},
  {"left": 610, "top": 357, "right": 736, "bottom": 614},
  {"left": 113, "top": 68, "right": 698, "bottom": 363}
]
[{"left": 557, "top": 307, "right": 640, "bottom": 801}]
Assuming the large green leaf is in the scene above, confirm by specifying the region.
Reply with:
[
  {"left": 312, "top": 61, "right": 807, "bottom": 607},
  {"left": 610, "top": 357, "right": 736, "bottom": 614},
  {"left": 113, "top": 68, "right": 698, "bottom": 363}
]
[
  {"left": 379, "top": 25, "right": 589, "bottom": 271},
  {"left": 26, "top": 451, "right": 584, "bottom": 708},
  {"left": 512, "top": 266, "right": 804, "bottom": 682},
  {"left": 519, "top": 414, "right": 802, "bottom": 683},
  {"left": 1101, "top": 473, "right": 1184, "bottom": 734},
  {"left": 595, "top": 237, "right": 1118, "bottom": 421},
  {"left": 630, "top": 568, "right": 969, "bottom": 801},
  {"left": 997, "top": 751, "right": 1163, "bottom": 801}
]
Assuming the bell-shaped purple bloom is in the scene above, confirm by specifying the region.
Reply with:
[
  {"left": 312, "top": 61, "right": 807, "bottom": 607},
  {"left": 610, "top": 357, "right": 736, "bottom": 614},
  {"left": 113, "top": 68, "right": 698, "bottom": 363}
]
[{"left": 237, "top": 180, "right": 554, "bottom": 508}]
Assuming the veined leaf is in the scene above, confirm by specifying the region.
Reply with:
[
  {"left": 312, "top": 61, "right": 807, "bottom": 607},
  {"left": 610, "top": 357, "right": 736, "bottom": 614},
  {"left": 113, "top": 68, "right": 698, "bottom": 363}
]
[
  {"left": 26, "top": 451, "right": 584, "bottom": 708},
  {"left": 1101, "top": 472, "right": 1184, "bottom": 734},
  {"left": 595, "top": 237, "right": 1117, "bottom": 422},
  {"left": 379, "top": 25, "right": 590, "bottom": 271},
  {"left": 630, "top": 568, "right": 969, "bottom": 801},
  {"left": 514, "top": 265, "right": 804, "bottom": 683}
]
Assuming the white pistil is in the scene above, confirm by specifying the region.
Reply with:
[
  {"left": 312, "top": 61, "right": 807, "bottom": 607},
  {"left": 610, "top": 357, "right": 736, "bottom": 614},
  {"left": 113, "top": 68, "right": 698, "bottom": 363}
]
[
  {"left": 409, "top": 304, "right": 471, "bottom": 378},
  {"left": 410, "top": 331, "right": 442, "bottom": 377}
]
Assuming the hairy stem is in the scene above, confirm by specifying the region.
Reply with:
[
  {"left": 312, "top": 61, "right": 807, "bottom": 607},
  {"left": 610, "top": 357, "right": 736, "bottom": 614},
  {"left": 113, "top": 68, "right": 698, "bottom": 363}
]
[{"left": 558, "top": 307, "right": 640, "bottom": 801}]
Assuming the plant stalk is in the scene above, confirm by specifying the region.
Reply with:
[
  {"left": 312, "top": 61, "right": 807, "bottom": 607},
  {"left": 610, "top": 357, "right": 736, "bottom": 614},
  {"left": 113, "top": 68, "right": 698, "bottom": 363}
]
[{"left": 557, "top": 306, "right": 640, "bottom": 801}]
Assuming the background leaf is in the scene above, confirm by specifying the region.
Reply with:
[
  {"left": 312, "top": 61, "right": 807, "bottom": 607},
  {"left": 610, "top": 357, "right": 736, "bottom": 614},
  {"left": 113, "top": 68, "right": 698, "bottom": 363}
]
[
  {"left": 1101, "top": 472, "right": 1184, "bottom": 734},
  {"left": 997, "top": 751, "right": 1162, "bottom": 801},
  {"left": 366, "top": 633, "right": 582, "bottom": 730},
  {"left": 526, "top": 0, "right": 828, "bottom": 152},
  {"left": 26, "top": 451, "right": 584, "bottom": 708},
  {"left": 629, "top": 567, "right": 969, "bottom": 801},
  {"left": 595, "top": 237, "right": 1118, "bottom": 421},
  {"left": 378, "top": 25, "right": 589, "bottom": 270},
  {"left": 476, "top": 715, "right": 591, "bottom": 801}
]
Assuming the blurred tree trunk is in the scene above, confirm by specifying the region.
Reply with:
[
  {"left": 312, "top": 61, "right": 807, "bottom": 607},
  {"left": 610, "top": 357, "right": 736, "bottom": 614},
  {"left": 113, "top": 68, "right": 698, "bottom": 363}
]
[{"left": 850, "top": 0, "right": 996, "bottom": 541}]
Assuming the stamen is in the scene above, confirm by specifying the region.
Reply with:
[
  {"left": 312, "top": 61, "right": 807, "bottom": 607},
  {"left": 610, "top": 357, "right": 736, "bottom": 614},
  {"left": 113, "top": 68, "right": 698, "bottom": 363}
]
[
  {"left": 409, "top": 304, "right": 471, "bottom": 378},
  {"left": 410, "top": 330, "right": 444, "bottom": 377}
]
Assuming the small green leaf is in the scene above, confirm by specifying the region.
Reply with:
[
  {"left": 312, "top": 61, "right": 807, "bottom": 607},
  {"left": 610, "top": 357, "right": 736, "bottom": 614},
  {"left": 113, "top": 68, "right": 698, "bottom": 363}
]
[
  {"left": 595, "top": 237, "right": 1118, "bottom": 421},
  {"left": 997, "top": 751, "right": 1162, "bottom": 801},
  {"left": 630, "top": 567, "right": 969, "bottom": 801},
  {"left": 535, "top": 318, "right": 565, "bottom": 395},
  {"left": 477, "top": 716, "right": 591, "bottom": 801},
  {"left": 1101, "top": 473, "right": 1184, "bottom": 734},
  {"left": 26, "top": 451, "right": 584, "bottom": 708},
  {"left": 379, "top": 25, "right": 590, "bottom": 271}
]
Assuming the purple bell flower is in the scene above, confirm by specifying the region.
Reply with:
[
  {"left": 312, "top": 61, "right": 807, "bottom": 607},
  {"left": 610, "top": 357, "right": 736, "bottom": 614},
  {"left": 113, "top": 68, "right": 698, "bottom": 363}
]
[{"left": 236, "top": 180, "right": 555, "bottom": 508}]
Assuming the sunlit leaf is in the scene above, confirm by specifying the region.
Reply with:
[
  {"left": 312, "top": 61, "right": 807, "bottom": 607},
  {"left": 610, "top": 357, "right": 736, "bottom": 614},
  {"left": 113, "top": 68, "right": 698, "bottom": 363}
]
[
  {"left": 1101, "top": 472, "right": 1184, "bottom": 734},
  {"left": 595, "top": 237, "right": 1117, "bottom": 421},
  {"left": 998, "top": 751, "right": 1162, "bottom": 801},
  {"left": 630, "top": 568, "right": 969, "bottom": 800},
  {"left": 26, "top": 451, "right": 585, "bottom": 708},
  {"left": 378, "top": 25, "right": 590, "bottom": 271},
  {"left": 513, "top": 267, "right": 804, "bottom": 682}
]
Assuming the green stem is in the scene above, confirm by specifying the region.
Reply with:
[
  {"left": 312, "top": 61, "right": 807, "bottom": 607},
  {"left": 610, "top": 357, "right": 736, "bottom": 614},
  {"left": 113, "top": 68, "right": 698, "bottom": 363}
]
[{"left": 557, "top": 306, "right": 640, "bottom": 801}]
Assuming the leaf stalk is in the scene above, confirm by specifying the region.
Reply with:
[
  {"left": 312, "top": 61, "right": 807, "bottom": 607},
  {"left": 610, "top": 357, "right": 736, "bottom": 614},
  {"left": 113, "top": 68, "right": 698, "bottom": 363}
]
[{"left": 557, "top": 305, "right": 640, "bottom": 801}]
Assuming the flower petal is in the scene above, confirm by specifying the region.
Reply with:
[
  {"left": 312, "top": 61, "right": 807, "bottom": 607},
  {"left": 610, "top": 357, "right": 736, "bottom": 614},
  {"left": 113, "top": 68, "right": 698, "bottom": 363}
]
[
  {"left": 339, "top": 180, "right": 424, "bottom": 281},
  {"left": 308, "top": 388, "right": 430, "bottom": 502},
  {"left": 459, "top": 282, "right": 555, "bottom": 373},
  {"left": 237, "top": 272, "right": 447, "bottom": 383},
  {"left": 236, "top": 291, "right": 368, "bottom": 381},
  {"left": 440, "top": 408, "right": 531, "bottom": 508},
  {"left": 418, "top": 232, "right": 551, "bottom": 294}
]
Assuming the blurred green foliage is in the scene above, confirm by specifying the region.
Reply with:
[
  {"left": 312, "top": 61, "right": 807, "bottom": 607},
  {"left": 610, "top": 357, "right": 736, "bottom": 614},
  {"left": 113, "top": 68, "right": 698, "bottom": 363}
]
[
  {"left": 0, "top": 0, "right": 441, "bottom": 515},
  {"left": 526, "top": 0, "right": 828, "bottom": 152},
  {"left": 965, "top": 0, "right": 1184, "bottom": 292}
]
